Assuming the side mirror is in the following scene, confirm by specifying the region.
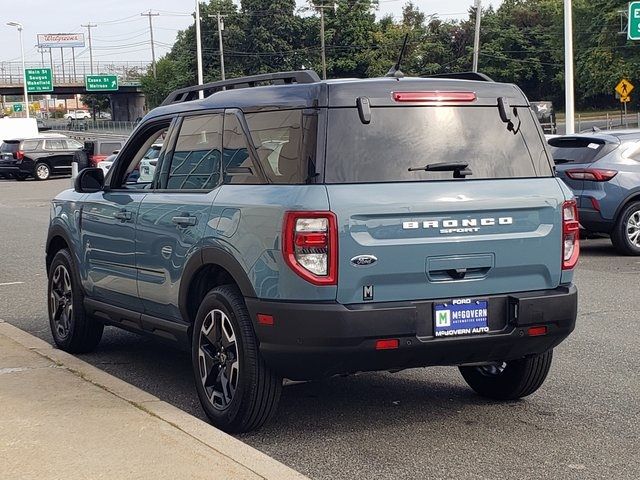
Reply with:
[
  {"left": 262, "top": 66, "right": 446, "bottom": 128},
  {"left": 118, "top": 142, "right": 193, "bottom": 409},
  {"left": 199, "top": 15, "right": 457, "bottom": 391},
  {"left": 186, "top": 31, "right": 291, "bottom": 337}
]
[{"left": 74, "top": 168, "right": 104, "bottom": 193}]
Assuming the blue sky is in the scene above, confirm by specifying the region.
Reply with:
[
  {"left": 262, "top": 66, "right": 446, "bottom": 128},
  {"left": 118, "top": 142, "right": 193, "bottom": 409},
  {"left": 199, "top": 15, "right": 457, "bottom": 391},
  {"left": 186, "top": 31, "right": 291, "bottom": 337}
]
[{"left": 0, "top": 0, "right": 502, "bottom": 65}]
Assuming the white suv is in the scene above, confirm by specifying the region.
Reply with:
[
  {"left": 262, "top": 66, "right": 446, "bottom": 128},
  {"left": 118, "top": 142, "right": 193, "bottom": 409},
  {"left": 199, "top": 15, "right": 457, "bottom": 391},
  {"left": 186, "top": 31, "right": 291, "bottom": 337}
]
[{"left": 64, "top": 110, "right": 91, "bottom": 120}]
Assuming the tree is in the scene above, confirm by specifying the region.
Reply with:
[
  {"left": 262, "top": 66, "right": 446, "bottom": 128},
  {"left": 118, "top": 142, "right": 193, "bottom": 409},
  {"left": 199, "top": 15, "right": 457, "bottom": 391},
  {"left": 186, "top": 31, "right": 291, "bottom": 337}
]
[{"left": 80, "top": 93, "right": 110, "bottom": 115}]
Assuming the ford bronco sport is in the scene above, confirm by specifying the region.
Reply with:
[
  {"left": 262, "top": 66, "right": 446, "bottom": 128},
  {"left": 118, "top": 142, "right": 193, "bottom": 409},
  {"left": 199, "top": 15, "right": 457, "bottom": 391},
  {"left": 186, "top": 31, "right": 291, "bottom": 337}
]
[{"left": 46, "top": 71, "right": 579, "bottom": 433}]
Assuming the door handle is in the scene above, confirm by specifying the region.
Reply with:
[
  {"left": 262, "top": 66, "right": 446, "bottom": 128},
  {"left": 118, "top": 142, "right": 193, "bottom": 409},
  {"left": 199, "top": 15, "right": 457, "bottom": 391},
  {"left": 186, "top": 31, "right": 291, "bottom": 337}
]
[
  {"left": 172, "top": 215, "right": 197, "bottom": 227},
  {"left": 113, "top": 210, "right": 132, "bottom": 221}
]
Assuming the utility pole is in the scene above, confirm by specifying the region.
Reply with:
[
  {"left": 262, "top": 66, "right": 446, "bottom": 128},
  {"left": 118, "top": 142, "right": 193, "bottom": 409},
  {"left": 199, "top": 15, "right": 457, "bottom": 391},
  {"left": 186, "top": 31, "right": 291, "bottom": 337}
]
[
  {"left": 472, "top": 0, "right": 482, "bottom": 73},
  {"left": 314, "top": 3, "right": 335, "bottom": 80},
  {"left": 217, "top": 13, "right": 225, "bottom": 81},
  {"left": 195, "top": 1, "right": 204, "bottom": 98},
  {"left": 563, "top": 0, "right": 575, "bottom": 134},
  {"left": 141, "top": 11, "right": 159, "bottom": 79},
  {"left": 81, "top": 22, "right": 97, "bottom": 74}
]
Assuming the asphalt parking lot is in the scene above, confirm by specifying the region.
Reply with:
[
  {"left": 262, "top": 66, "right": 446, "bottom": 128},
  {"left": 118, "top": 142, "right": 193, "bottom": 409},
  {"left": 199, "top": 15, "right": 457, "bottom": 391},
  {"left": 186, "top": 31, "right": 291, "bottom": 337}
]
[{"left": 1, "top": 177, "right": 638, "bottom": 480}]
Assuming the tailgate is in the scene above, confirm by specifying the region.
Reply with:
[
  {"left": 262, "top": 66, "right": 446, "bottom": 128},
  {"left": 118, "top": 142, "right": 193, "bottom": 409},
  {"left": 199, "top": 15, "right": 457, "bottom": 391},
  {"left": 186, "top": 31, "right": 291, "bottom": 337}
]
[{"left": 328, "top": 179, "right": 565, "bottom": 304}]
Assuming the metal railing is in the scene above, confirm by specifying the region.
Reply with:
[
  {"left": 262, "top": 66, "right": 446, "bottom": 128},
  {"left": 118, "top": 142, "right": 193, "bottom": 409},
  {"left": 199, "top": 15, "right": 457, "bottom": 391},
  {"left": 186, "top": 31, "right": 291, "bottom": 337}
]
[
  {"left": 48, "top": 119, "right": 137, "bottom": 135},
  {"left": 0, "top": 61, "right": 148, "bottom": 85}
]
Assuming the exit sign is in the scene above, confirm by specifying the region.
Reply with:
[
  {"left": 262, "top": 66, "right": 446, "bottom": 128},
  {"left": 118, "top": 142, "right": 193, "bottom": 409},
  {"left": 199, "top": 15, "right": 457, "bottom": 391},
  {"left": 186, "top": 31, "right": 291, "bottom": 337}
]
[
  {"left": 629, "top": 1, "right": 640, "bottom": 40},
  {"left": 85, "top": 74, "right": 119, "bottom": 92}
]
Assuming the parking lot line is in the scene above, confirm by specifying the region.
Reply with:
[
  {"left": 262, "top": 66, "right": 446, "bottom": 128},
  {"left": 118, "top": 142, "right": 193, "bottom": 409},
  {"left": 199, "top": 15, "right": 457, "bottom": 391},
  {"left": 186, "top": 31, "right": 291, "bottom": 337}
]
[{"left": 0, "top": 282, "right": 25, "bottom": 286}]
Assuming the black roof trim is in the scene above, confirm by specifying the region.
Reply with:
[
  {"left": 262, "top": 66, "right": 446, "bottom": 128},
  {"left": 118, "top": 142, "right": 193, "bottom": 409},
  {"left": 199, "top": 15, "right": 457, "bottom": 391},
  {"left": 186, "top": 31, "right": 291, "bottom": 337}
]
[
  {"left": 423, "top": 72, "right": 494, "bottom": 82},
  {"left": 160, "top": 70, "right": 321, "bottom": 106}
]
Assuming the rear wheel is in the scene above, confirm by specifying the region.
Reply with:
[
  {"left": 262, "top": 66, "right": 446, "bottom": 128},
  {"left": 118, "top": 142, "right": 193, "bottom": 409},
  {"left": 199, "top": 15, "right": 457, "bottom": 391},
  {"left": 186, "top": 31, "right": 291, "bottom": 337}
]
[
  {"left": 192, "top": 285, "right": 282, "bottom": 433},
  {"left": 47, "top": 249, "right": 103, "bottom": 353},
  {"left": 611, "top": 201, "right": 640, "bottom": 255},
  {"left": 459, "top": 350, "right": 553, "bottom": 400},
  {"left": 34, "top": 162, "right": 51, "bottom": 181}
]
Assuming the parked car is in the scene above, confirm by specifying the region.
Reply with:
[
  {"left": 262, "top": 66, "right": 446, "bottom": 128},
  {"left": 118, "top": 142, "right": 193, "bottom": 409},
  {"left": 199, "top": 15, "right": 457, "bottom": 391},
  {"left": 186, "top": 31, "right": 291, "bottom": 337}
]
[
  {"left": 97, "top": 152, "right": 119, "bottom": 176},
  {"left": 0, "top": 134, "right": 86, "bottom": 180},
  {"left": 46, "top": 70, "right": 578, "bottom": 433},
  {"left": 83, "top": 138, "right": 125, "bottom": 167},
  {"left": 97, "top": 143, "right": 160, "bottom": 181},
  {"left": 64, "top": 110, "right": 91, "bottom": 120},
  {"left": 550, "top": 130, "right": 640, "bottom": 255}
]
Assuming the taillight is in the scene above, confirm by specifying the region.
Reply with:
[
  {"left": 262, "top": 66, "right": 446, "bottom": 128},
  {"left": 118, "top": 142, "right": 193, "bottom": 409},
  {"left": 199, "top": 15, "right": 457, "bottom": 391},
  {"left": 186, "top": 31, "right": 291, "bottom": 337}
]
[
  {"left": 562, "top": 200, "right": 580, "bottom": 270},
  {"left": 392, "top": 91, "right": 477, "bottom": 103},
  {"left": 565, "top": 168, "right": 617, "bottom": 182},
  {"left": 283, "top": 211, "right": 338, "bottom": 285},
  {"left": 15, "top": 150, "right": 24, "bottom": 162}
]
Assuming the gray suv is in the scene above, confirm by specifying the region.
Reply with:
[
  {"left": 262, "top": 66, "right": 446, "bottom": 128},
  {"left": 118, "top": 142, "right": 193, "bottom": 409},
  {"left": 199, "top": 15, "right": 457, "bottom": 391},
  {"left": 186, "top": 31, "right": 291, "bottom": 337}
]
[{"left": 46, "top": 71, "right": 578, "bottom": 432}]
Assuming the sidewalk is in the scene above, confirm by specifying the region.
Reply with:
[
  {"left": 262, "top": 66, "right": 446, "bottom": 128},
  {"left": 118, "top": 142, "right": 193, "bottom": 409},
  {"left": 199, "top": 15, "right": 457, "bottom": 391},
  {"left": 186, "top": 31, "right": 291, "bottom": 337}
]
[{"left": 0, "top": 320, "right": 308, "bottom": 480}]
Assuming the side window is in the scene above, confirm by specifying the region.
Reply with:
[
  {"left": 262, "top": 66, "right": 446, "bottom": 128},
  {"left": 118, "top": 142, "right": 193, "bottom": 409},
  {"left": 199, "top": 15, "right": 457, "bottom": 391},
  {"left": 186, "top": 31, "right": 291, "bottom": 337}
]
[
  {"left": 99, "top": 142, "right": 122, "bottom": 155},
  {"left": 244, "top": 110, "right": 307, "bottom": 184},
  {"left": 21, "top": 140, "right": 40, "bottom": 151},
  {"left": 66, "top": 139, "right": 83, "bottom": 150},
  {"left": 223, "top": 113, "right": 262, "bottom": 184},
  {"left": 45, "top": 140, "right": 65, "bottom": 151},
  {"left": 165, "top": 114, "right": 222, "bottom": 190}
]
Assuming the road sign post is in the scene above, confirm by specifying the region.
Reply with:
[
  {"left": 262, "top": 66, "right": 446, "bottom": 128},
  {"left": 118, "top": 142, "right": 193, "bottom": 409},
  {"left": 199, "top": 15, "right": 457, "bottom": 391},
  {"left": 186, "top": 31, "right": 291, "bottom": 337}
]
[
  {"left": 615, "top": 79, "right": 634, "bottom": 128},
  {"left": 629, "top": 2, "right": 640, "bottom": 40},
  {"left": 85, "top": 75, "right": 119, "bottom": 92},
  {"left": 25, "top": 68, "right": 53, "bottom": 93}
]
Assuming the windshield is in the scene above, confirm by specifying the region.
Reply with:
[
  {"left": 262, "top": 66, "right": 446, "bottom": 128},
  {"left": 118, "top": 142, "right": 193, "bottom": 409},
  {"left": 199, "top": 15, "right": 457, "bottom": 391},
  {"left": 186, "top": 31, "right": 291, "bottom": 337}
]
[{"left": 324, "top": 106, "right": 552, "bottom": 183}]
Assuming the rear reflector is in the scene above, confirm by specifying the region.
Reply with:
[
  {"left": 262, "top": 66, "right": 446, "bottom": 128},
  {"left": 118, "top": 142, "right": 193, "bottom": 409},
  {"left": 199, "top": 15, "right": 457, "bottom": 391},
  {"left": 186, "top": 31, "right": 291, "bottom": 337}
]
[
  {"left": 392, "top": 91, "right": 477, "bottom": 103},
  {"left": 257, "top": 314, "right": 274, "bottom": 326},
  {"left": 565, "top": 168, "right": 617, "bottom": 182},
  {"left": 527, "top": 326, "right": 548, "bottom": 337},
  {"left": 16, "top": 150, "right": 24, "bottom": 161},
  {"left": 375, "top": 339, "right": 399, "bottom": 350}
]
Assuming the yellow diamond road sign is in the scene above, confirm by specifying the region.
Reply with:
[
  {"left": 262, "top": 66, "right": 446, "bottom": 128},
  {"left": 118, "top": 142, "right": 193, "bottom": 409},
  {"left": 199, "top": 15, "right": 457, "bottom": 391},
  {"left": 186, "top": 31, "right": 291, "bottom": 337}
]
[{"left": 616, "top": 79, "right": 634, "bottom": 97}]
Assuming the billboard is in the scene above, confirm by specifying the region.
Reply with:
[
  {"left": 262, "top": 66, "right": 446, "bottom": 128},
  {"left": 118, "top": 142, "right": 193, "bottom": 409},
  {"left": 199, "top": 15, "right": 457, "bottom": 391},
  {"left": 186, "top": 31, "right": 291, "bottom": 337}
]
[{"left": 37, "top": 33, "right": 85, "bottom": 48}]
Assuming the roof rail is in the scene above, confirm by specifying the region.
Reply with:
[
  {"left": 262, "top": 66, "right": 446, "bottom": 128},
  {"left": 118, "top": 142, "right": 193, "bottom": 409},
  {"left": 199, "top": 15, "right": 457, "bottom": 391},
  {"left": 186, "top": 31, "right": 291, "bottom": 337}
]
[
  {"left": 160, "top": 70, "right": 321, "bottom": 106},
  {"left": 423, "top": 72, "right": 494, "bottom": 82}
]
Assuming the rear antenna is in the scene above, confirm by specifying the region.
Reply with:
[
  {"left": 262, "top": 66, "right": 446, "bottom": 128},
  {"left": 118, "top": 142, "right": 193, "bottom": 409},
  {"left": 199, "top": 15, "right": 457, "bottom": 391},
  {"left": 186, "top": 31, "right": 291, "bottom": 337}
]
[{"left": 386, "top": 34, "right": 409, "bottom": 79}]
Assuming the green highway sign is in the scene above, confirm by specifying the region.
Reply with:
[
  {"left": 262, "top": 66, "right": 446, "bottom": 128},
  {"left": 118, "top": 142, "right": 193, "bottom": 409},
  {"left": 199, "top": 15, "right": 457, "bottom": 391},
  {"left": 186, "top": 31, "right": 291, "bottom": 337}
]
[
  {"left": 13, "top": 104, "right": 24, "bottom": 113},
  {"left": 629, "top": 1, "right": 640, "bottom": 40},
  {"left": 25, "top": 68, "right": 53, "bottom": 93},
  {"left": 85, "top": 74, "right": 119, "bottom": 92}
]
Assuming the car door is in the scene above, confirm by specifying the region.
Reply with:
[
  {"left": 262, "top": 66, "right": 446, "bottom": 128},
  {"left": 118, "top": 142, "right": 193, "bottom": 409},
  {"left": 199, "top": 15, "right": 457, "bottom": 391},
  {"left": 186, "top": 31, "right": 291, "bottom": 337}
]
[
  {"left": 42, "top": 139, "right": 71, "bottom": 173},
  {"left": 80, "top": 119, "right": 172, "bottom": 313},
  {"left": 135, "top": 113, "right": 224, "bottom": 322}
]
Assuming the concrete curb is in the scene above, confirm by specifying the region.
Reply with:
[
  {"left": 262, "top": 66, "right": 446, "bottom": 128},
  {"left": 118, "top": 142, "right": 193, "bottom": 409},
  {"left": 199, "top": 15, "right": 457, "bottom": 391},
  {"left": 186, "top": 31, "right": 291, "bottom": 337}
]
[{"left": 0, "top": 321, "right": 308, "bottom": 480}]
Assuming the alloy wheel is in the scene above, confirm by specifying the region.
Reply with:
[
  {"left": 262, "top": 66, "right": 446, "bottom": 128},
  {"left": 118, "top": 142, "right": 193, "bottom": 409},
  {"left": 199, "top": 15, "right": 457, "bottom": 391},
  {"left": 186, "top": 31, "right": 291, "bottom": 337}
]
[
  {"left": 50, "top": 265, "right": 73, "bottom": 339},
  {"left": 36, "top": 164, "right": 50, "bottom": 180},
  {"left": 627, "top": 211, "right": 640, "bottom": 247},
  {"left": 198, "top": 309, "right": 240, "bottom": 411}
]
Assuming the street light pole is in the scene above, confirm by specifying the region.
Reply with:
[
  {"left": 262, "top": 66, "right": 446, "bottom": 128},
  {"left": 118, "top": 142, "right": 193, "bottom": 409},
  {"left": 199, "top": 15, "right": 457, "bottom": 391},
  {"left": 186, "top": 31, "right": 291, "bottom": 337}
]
[
  {"left": 564, "top": 0, "right": 575, "bottom": 134},
  {"left": 217, "top": 13, "right": 226, "bottom": 81},
  {"left": 6, "top": 21, "right": 29, "bottom": 118},
  {"left": 472, "top": 0, "right": 482, "bottom": 73},
  {"left": 195, "top": 0, "right": 204, "bottom": 98}
]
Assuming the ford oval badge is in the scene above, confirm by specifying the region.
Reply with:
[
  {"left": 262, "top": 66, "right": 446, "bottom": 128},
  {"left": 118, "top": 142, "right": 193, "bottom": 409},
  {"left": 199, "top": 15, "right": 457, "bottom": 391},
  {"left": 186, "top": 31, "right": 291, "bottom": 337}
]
[{"left": 350, "top": 255, "right": 378, "bottom": 267}]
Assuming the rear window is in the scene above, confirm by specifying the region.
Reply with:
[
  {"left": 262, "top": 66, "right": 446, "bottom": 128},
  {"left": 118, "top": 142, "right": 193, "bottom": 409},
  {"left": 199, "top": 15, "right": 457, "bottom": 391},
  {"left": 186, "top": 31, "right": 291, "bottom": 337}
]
[
  {"left": 324, "top": 106, "right": 553, "bottom": 183},
  {"left": 1, "top": 141, "right": 19, "bottom": 153},
  {"left": 98, "top": 142, "right": 122, "bottom": 155},
  {"left": 547, "top": 137, "right": 615, "bottom": 165}
]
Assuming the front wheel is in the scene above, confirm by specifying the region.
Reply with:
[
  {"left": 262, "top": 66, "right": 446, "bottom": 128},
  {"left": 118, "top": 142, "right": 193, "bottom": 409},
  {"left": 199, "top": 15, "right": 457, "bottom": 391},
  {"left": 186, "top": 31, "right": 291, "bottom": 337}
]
[
  {"left": 192, "top": 285, "right": 282, "bottom": 433},
  {"left": 459, "top": 350, "right": 553, "bottom": 400},
  {"left": 611, "top": 201, "right": 640, "bottom": 255}
]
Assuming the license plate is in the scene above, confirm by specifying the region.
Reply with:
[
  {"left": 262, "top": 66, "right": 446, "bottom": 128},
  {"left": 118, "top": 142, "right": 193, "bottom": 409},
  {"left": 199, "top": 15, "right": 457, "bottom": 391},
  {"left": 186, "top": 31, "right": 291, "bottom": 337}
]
[{"left": 434, "top": 299, "right": 489, "bottom": 337}]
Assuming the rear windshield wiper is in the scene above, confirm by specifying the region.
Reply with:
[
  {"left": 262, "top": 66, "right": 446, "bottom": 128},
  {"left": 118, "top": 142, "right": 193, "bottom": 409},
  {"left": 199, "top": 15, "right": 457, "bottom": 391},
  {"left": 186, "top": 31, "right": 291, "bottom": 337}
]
[{"left": 408, "top": 161, "right": 473, "bottom": 179}]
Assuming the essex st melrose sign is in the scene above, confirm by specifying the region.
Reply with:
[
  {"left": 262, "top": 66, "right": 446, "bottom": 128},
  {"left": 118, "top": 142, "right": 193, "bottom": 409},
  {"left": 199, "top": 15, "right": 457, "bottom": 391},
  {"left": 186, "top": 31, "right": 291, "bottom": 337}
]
[
  {"left": 25, "top": 68, "right": 53, "bottom": 93},
  {"left": 629, "top": 2, "right": 640, "bottom": 40},
  {"left": 85, "top": 74, "right": 119, "bottom": 92}
]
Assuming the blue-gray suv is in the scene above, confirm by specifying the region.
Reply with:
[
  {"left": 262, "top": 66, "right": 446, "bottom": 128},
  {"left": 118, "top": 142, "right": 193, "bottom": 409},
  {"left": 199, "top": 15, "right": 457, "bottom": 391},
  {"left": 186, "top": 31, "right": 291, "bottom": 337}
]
[
  {"left": 551, "top": 130, "right": 640, "bottom": 255},
  {"left": 46, "top": 71, "right": 579, "bottom": 432}
]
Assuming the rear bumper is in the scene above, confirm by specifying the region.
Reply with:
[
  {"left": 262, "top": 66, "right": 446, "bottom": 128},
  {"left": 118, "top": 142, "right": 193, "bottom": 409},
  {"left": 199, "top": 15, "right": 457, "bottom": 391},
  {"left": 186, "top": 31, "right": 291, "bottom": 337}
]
[
  {"left": 246, "top": 285, "right": 578, "bottom": 380},
  {"left": 578, "top": 207, "right": 613, "bottom": 233}
]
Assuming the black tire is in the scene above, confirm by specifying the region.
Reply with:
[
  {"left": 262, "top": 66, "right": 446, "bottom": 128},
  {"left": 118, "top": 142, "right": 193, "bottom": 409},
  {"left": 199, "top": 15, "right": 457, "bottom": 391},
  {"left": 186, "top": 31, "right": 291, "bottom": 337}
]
[
  {"left": 459, "top": 350, "right": 553, "bottom": 400},
  {"left": 192, "top": 285, "right": 282, "bottom": 433},
  {"left": 34, "top": 161, "right": 51, "bottom": 181},
  {"left": 47, "top": 249, "right": 103, "bottom": 353},
  {"left": 611, "top": 201, "right": 640, "bottom": 256},
  {"left": 73, "top": 150, "right": 89, "bottom": 170}
]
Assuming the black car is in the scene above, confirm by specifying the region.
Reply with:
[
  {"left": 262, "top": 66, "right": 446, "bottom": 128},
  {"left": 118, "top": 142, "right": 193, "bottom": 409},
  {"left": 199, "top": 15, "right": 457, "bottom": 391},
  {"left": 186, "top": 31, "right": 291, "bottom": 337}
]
[{"left": 0, "top": 136, "right": 86, "bottom": 181}]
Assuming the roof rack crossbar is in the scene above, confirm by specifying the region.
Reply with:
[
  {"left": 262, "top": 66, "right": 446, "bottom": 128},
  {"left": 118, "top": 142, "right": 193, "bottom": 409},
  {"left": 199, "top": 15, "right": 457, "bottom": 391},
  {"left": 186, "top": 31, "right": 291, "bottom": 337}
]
[
  {"left": 160, "top": 70, "right": 321, "bottom": 106},
  {"left": 423, "top": 72, "right": 494, "bottom": 82}
]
